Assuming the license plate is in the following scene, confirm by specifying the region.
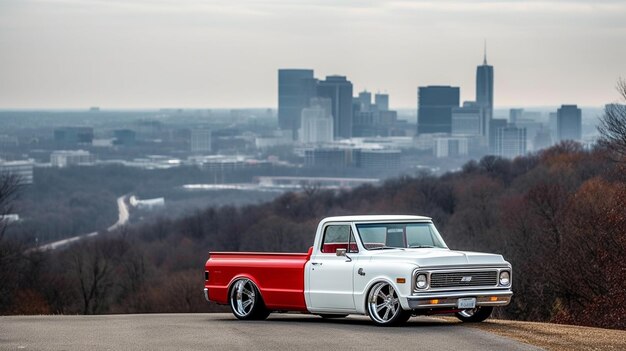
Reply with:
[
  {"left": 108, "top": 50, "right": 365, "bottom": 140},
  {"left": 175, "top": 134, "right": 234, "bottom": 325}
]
[{"left": 457, "top": 298, "right": 476, "bottom": 309}]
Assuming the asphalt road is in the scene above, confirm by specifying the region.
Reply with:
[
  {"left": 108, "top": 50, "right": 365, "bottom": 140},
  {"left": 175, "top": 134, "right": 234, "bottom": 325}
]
[
  {"left": 34, "top": 195, "right": 129, "bottom": 251},
  {"left": 0, "top": 313, "right": 543, "bottom": 351}
]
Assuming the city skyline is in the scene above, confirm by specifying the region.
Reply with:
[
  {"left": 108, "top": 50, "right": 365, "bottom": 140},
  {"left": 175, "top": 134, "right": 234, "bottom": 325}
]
[{"left": 1, "top": 0, "right": 625, "bottom": 109}]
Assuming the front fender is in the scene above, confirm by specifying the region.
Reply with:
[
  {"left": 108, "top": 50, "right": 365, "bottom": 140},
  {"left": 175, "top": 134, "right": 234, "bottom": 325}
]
[{"left": 354, "top": 262, "right": 418, "bottom": 314}]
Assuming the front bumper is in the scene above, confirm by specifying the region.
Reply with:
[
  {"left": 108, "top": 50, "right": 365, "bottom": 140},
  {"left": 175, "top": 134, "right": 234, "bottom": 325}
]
[
  {"left": 407, "top": 289, "right": 512, "bottom": 309},
  {"left": 203, "top": 287, "right": 210, "bottom": 302}
]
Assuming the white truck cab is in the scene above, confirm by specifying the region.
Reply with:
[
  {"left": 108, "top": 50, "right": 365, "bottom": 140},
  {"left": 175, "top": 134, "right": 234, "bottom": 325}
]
[{"left": 304, "top": 215, "right": 512, "bottom": 326}]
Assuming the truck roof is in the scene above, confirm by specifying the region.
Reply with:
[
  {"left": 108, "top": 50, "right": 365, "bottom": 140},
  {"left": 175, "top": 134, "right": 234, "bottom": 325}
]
[{"left": 321, "top": 215, "right": 432, "bottom": 224}]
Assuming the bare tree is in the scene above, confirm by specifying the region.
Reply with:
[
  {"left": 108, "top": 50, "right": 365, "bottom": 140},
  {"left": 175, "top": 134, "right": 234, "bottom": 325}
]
[
  {"left": 69, "top": 241, "right": 114, "bottom": 314},
  {"left": 598, "top": 78, "right": 626, "bottom": 161},
  {"left": 0, "top": 173, "right": 22, "bottom": 241},
  {"left": 301, "top": 181, "right": 321, "bottom": 197}
]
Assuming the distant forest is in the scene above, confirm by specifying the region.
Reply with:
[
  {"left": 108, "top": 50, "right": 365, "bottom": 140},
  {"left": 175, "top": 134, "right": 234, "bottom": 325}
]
[
  {"left": 9, "top": 160, "right": 431, "bottom": 245},
  {"left": 9, "top": 165, "right": 298, "bottom": 244},
  {"left": 1, "top": 140, "right": 625, "bottom": 330}
]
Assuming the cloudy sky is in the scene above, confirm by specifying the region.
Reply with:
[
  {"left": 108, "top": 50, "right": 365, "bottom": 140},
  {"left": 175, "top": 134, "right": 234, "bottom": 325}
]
[{"left": 0, "top": 0, "right": 625, "bottom": 109}]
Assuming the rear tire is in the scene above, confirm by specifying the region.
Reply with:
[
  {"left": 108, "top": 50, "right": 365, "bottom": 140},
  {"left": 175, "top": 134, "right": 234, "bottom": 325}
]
[
  {"left": 455, "top": 306, "right": 493, "bottom": 323},
  {"left": 229, "top": 279, "right": 270, "bottom": 320}
]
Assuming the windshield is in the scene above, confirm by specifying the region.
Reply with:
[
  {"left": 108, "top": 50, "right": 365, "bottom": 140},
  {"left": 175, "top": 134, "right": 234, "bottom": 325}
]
[{"left": 356, "top": 222, "right": 447, "bottom": 250}]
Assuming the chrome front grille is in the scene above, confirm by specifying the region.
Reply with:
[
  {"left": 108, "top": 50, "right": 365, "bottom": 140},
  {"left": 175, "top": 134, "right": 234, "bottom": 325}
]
[{"left": 430, "top": 271, "right": 498, "bottom": 288}]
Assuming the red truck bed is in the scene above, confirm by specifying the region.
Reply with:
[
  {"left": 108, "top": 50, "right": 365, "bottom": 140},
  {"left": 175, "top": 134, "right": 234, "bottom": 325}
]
[{"left": 204, "top": 248, "right": 313, "bottom": 311}]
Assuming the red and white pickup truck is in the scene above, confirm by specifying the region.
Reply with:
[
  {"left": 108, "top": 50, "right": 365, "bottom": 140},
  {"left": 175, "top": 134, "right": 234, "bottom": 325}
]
[{"left": 203, "top": 215, "right": 513, "bottom": 326}]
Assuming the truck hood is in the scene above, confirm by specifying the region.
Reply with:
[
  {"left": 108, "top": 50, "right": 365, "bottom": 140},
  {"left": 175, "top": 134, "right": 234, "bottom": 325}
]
[{"left": 368, "top": 248, "right": 509, "bottom": 267}]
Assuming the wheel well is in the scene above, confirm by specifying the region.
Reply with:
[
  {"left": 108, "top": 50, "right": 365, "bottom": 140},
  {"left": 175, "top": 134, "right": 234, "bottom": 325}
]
[
  {"left": 364, "top": 279, "right": 396, "bottom": 315},
  {"left": 227, "top": 276, "right": 266, "bottom": 305}
]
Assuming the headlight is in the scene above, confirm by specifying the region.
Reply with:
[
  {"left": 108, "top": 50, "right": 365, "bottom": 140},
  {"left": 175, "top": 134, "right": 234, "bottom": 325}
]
[
  {"left": 416, "top": 273, "right": 428, "bottom": 289},
  {"left": 499, "top": 271, "right": 510, "bottom": 286}
]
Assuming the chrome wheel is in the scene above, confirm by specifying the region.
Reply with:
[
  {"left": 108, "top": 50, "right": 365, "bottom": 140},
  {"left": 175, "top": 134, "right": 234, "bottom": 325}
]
[
  {"left": 458, "top": 308, "right": 478, "bottom": 318},
  {"left": 368, "top": 282, "right": 401, "bottom": 324},
  {"left": 455, "top": 306, "right": 493, "bottom": 323},
  {"left": 230, "top": 279, "right": 256, "bottom": 318}
]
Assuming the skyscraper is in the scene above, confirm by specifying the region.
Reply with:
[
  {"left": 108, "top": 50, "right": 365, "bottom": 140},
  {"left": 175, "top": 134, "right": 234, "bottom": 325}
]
[
  {"left": 278, "top": 69, "right": 317, "bottom": 138},
  {"left": 358, "top": 90, "right": 372, "bottom": 112},
  {"left": 509, "top": 108, "right": 523, "bottom": 124},
  {"left": 476, "top": 43, "right": 494, "bottom": 139},
  {"left": 556, "top": 104, "right": 582, "bottom": 142},
  {"left": 452, "top": 105, "right": 482, "bottom": 136},
  {"left": 495, "top": 124, "right": 527, "bottom": 159},
  {"left": 417, "top": 86, "right": 460, "bottom": 134},
  {"left": 300, "top": 98, "right": 334, "bottom": 144},
  {"left": 533, "top": 127, "right": 553, "bottom": 151},
  {"left": 375, "top": 93, "right": 389, "bottom": 111},
  {"left": 489, "top": 118, "right": 507, "bottom": 154},
  {"left": 317, "top": 75, "right": 354, "bottom": 139}
]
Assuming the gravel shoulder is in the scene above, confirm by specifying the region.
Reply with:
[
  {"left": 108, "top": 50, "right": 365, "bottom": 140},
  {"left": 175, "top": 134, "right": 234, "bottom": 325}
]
[{"left": 465, "top": 318, "right": 626, "bottom": 351}]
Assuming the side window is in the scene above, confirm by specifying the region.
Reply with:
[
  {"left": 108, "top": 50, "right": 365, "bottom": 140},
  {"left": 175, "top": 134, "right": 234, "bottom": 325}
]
[{"left": 321, "top": 225, "right": 358, "bottom": 253}]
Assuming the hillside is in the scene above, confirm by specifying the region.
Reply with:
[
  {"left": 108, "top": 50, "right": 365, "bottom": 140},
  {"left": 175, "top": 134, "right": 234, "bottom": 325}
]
[{"left": 1, "top": 142, "right": 625, "bottom": 330}]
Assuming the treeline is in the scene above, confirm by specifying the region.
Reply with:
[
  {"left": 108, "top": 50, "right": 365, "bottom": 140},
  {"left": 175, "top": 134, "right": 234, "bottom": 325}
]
[{"left": 1, "top": 142, "right": 625, "bottom": 329}]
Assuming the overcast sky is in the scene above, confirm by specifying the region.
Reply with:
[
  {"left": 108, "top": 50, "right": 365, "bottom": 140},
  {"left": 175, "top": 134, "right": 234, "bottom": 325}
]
[{"left": 0, "top": 0, "right": 625, "bottom": 109}]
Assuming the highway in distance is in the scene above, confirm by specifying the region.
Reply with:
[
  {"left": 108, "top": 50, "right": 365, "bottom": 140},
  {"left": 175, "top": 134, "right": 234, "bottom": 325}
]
[{"left": 0, "top": 313, "right": 542, "bottom": 351}]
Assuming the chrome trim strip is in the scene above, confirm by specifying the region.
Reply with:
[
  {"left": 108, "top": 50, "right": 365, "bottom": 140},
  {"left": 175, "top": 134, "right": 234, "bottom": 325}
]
[
  {"left": 408, "top": 289, "right": 513, "bottom": 299},
  {"left": 406, "top": 289, "right": 513, "bottom": 309}
]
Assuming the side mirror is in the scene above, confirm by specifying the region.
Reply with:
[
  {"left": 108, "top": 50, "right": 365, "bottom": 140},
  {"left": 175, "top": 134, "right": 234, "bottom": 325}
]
[{"left": 336, "top": 248, "right": 347, "bottom": 257}]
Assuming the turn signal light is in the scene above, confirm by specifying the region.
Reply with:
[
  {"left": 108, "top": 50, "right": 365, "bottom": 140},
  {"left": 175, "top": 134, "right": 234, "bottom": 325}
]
[
  {"left": 396, "top": 278, "right": 406, "bottom": 284},
  {"left": 490, "top": 296, "right": 498, "bottom": 301},
  {"left": 429, "top": 299, "right": 439, "bottom": 304}
]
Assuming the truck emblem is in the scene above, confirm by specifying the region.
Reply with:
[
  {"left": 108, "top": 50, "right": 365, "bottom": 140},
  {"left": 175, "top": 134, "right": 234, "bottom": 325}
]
[{"left": 461, "top": 276, "right": 472, "bottom": 282}]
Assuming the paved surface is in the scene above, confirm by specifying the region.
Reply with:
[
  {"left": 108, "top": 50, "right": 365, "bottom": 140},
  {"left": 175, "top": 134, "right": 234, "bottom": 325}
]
[{"left": 0, "top": 313, "right": 543, "bottom": 351}]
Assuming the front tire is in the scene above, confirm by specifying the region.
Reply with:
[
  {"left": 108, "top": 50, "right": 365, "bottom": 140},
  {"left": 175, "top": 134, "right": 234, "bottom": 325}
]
[
  {"left": 366, "top": 281, "right": 411, "bottom": 326},
  {"left": 455, "top": 306, "right": 493, "bottom": 323},
  {"left": 229, "top": 278, "right": 270, "bottom": 320}
]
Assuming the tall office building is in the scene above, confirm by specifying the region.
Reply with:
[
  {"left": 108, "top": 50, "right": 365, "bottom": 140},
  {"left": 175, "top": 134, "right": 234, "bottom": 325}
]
[
  {"left": 278, "top": 69, "right": 317, "bottom": 138},
  {"left": 509, "top": 108, "right": 523, "bottom": 124},
  {"left": 358, "top": 91, "right": 372, "bottom": 112},
  {"left": 514, "top": 118, "right": 543, "bottom": 151},
  {"left": 556, "top": 105, "right": 582, "bottom": 142},
  {"left": 417, "top": 86, "right": 460, "bottom": 134},
  {"left": 375, "top": 93, "right": 389, "bottom": 111},
  {"left": 476, "top": 44, "right": 494, "bottom": 140},
  {"left": 452, "top": 105, "right": 482, "bottom": 136},
  {"left": 548, "top": 112, "right": 558, "bottom": 141},
  {"left": 533, "top": 127, "right": 553, "bottom": 151},
  {"left": 495, "top": 124, "right": 527, "bottom": 159},
  {"left": 300, "top": 98, "right": 334, "bottom": 144},
  {"left": 317, "top": 75, "right": 354, "bottom": 139},
  {"left": 489, "top": 118, "right": 507, "bottom": 154}
]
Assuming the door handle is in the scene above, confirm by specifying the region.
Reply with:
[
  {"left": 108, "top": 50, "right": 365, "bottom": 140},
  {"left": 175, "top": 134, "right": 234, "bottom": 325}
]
[{"left": 311, "top": 262, "right": 322, "bottom": 266}]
